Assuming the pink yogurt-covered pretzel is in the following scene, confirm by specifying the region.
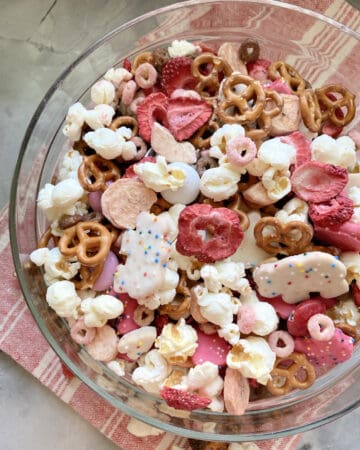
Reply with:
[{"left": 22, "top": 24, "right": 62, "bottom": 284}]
[
  {"left": 268, "top": 330, "right": 294, "bottom": 358},
  {"left": 130, "top": 136, "right": 147, "bottom": 160},
  {"left": 129, "top": 93, "right": 145, "bottom": 114},
  {"left": 226, "top": 136, "right": 257, "bottom": 167},
  {"left": 307, "top": 313, "right": 335, "bottom": 341},
  {"left": 122, "top": 80, "right": 137, "bottom": 106},
  {"left": 237, "top": 304, "right": 257, "bottom": 334},
  {"left": 70, "top": 318, "right": 96, "bottom": 345},
  {"left": 135, "top": 62, "right": 158, "bottom": 89}
]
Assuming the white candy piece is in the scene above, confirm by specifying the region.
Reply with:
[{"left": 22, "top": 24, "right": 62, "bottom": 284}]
[
  {"left": 311, "top": 134, "right": 356, "bottom": 169},
  {"left": 226, "top": 337, "right": 276, "bottom": 385},
  {"left": 200, "top": 165, "right": 240, "bottom": 201},
  {"left": 168, "top": 39, "right": 199, "bottom": 57},
  {"left": 258, "top": 137, "right": 296, "bottom": 170},
  {"left": 84, "top": 127, "right": 136, "bottom": 160},
  {"left": 118, "top": 326, "right": 157, "bottom": 360},
  {"left": 46, "top": 280, "right": 81, "bottom": 319},
  {"left": 91, "top": 79, "right": 116, "bottom": 105},
  {"left": 161, "top": 162, "right": 200, "bottom": 204},
  {"left": 80, "top": 294, "right": 124, "bottom": 328},
  {"left": 132, "top": 349, "right": 170, "bottom": 394}
]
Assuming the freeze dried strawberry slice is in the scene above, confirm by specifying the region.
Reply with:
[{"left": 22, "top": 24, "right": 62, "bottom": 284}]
[
  {"left": 280, "top": 131, "right": 311, "bottom": 168},
  {"left": 137, "top": 92, "right": 169, "bottom": 142},
  {"left": 309, "top": 194, "right": 354, "bottom": 227},
  {"left": 287, "top": 299, "right": 327, "bottom": 337},
  {"left": 246, "top": 58, "right": 271, "bottom": 82},
  {"left": 167, "top": 97, "right": 213, "bottom": 141},
  {"left": 123, "top": 57, "right": 131, "bottom": 72},
  {"left": 160, "top": 386, "right": 211, "bottom": 411},
  {"left": 294, "top": 328, "right": 354, "bottom": 367},
  {"left": 291, "top": 161, "right": 348, "bottom": 203},
  {"left": 314, "top": 220, "right": 360, "bottom": 251},
  {"left": 176, "top": 203, "right": 243, "bottom": 263},
  {"left": 161, "top": 57, "right": 197, "bottom": 96}
]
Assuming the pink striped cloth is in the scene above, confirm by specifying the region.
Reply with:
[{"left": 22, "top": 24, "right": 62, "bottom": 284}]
[{"left": 1, "top": 1, "right": 360, "bottom": 449}]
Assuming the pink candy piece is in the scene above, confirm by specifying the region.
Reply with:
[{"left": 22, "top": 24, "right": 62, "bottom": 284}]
[
  {"left": 192, "top": 329, "right": 230, "bottom": 366},
  {"left": 294, "top": 328, "right": 354, "bottom": 367},
  {"left": 135, "top": 62, "right": 158, "bottom": 89},
  {"left": 237, "top": 304, "right": 257, "bottom": 334},
  {"left": 88, "top": 190, "right": 103, "bottom": 212},
  {"left": 268, "top": 330, "right": 294, "bottom": 358},
  {"left": 116, "top": 294, "right": 140, "bottom": 335},
  {"left": 130, "top": 136, "right": 147, "bottom": 161},
  {"left": 264, "top": 78, "right": 292, "bottom": 95},
  {"left": 314, "top": 220, "right": 360, "bottom": 252},
  {"left": 93, "top": 251, "right": 119, "bottom": 291},
  {"left": 70, "top": 318, "right": 96, "bottom": 345},
  {"left": 122, "top": 80, "right": 137, "bottom": 106},
  {"left": 307, "top": 313, "right": 335, "bottom": 341},
  {"left": 257, "top": 294, "right": 294, "bottom": 319},
  {"left": 226, "top": 136, "right": 257, "bottom": 167}
]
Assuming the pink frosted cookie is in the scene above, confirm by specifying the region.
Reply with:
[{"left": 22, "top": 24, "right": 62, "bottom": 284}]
[{"left": 192, "top": 329, "right": 230, "bottom": 366}]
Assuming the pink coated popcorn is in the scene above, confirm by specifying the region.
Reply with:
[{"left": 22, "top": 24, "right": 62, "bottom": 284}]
[
  {"left": 121, "top": 80, "right": 138, "bottom": 106},
  {"left": 237, "top": 304, "right": 257, "bottom": 334},
  {"left": 135, "top": 63, "right": 158, "bottom": 89},
  {"left": 307, "top": 313, "right": 335, "bottom": 341},
  {"left": 268, "top": 330, "right": 294, "bottom": 358},
  {"left": 70, "top": 318, "right": 96, "bottom": 345},
  {"left": 226, "top": 136, "right": 257, "bottom": 167}
]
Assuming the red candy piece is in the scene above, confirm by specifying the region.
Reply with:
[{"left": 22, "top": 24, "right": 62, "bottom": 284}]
[
  {"left": 309, "top": 194, "right": 354, "bottom": 227},
  {"left": 167, "top": 97, "right": 213, "bottom": 141},
  {"left": 154, "top": 314, "right": 170, "bottom": 335},
  {"left": 123, "top": 156, "right": 156, "bottom": 179},
  {"left": 137, "top": 92, "right": 169, "bottom": 142},
  {"left": 192, "top": 329, "right": 230, "bottom": 366},
  {"left": 314, "top": 220, "right": 360, "bottom": 252},
  {"left": 280, "top": 131, "right": 311, "bottom": 168},
  {"left": 160, "top": 386, "right": 211, "bottom": 411},
  {"left": 287, "top": 299, "right": 327, "bottom": 337},
  {"left": 291, "top": 161, "right": 348, "bottom": 203},
  {"left": 161, "top": 57, "right": 197, "bottom": 96},
  {"left": 176, "top": 203, "right": 244, "bottom": 263},
  {"left": 351, "top": 281, "right": 360, "bottom": 307},
  {"left": 123, "top": 57, "right": 131, "bottom": 72},
  {"left": 115, "top": 294, "right": 140, "bottom": 335},
  {"left": 294, "top": 328, "right": 354, "bottom": 367},
  {"left": 246, "top": 59, "right": 271, "bottom": 82},
  {"left": 264, "top": 78, "right": 292, "bottom": 95}
]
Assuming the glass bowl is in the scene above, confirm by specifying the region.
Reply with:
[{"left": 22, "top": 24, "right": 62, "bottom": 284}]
[{"left": 9, "top": 0, "right": 360, "bottom": 442}]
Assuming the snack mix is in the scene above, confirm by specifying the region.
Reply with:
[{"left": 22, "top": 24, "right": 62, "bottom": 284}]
[{"left": 31, "top": 38, "right": 360, "bottom": 414}]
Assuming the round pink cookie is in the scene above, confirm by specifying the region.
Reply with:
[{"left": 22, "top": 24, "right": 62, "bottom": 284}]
[
  {"left": 192, "top": 329, "right": 230, "bottom": 366},
  {"left": 116, "top": 293, "right": 140, "bottom": 335},
  {"left": 93, "top": 251, "right": 119, "bottom": 291}
]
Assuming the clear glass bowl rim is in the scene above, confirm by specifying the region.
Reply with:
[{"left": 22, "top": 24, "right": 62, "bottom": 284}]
[{"left": 9, "top": 0, "right": 360, "bottom": 442}]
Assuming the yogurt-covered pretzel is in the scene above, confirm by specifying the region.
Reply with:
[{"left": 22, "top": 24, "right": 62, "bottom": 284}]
[
  {"left": 217, "top": 73, "right": 266, "bottom": 124},
  {"left": 299, "top": 89, "right": 322, "bottom": 132},
  {"left": 192, "top": 52, "right": 233, "bottom": 101},
  {"left": 78, "top": 154, "right": 120, "bottom": 192},
  {"left": 316, "top": 84, "right": 356, "bottom": 126},
  {"left": 268, "top": 61, "right": 306, "bottom": 95},
  {"left": 254, "top": 217, "right": 313, "bottom": 255}
]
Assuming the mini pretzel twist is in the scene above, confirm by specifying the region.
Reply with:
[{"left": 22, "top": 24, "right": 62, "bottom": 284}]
[
  {"left": 190, "top": 119, "right": 219, "bottom": 149},
  {"left": 192, "top": 53, "right": 233, "bottom": 101},
  {"left": 268, "top": 61, "right": 306, "bottom": 95},
  {"left": 299, "top": 89, "right": 322, "bottom": 132},
  {"left": 267, "top": 352, "right": 316, "bottom": 396},
  {"left": 217, "top": 73, "right": 266, "bottom": 124},
  {"left": 38, "top": 227, "right": 60, "bottom": 249},
  {"left": 73, "top": 263, "right": 104, "bottom": 290},
  {"left": 109, "top": 116, "right": 139, "bottom": 136},
  {"left": 263, "top": 89, "right": 284, "bottom": 118},
  {"left": 159, "top": 272, "right": 191, "bottom": 320},
  {"left": 254, "top": 217, "right": 313, "bottom": 256},
  {"left": 225, "top": 193, "right": 250, "bottom": 231},
  {"left": 58, "top": 221, "right": 112, "bottom": 266},
  {"left": 150, "top": 196, "right": 171, "bottom": 215},
  {"left": 315, "top": 84, "right": 356, "bottom": 127},
  {"left": 78, "top": 154, "right": 120, "bottom": 192}
]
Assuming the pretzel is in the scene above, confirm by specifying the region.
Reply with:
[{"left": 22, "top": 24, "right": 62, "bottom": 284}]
[
  {"left": 58, "top": 211, "right": 103, "bottom": 230},
  {"left": 38, "top": 227, "right": 59, "bottom": 249},
  {"left": 254, "top": 217, "right": 313, "bottom": 255},
  {"left": 58, "top": 221, "right": 112, "bottom": 266},
  {"left": 78, "top": 154, "right": 120, "bottom": 192},
  {"left": 304, "top": 243, "right": 340, "bottom": 257},
  {"left": 195, "top": 153, "right": 218, "bottom": 177},
  {"left": 109, "top": 116, "right": 139, "bottom": 136},
  {"left": 150, "top": 196, "right": 171, "bottom": 215},
  {"left": 73, "top": 137, "right": 95, "bottom": 157},
  {"left": 299, "top": 89, "right": 322, "bottom": 132},
  {"left": 244, "top": 112, "right": 272, "bottom": 141},
  {"left": 159, "top": 272, "right": 191, "bottom": 320},
  {"left": 191, "top": 52, "right": 233, "bottom": 101},
  {"left": 226, "top": 193, "right": 250, "bottom": 231},
  {"left": 132, "top": 51, "right": 154, "bottom": 73},
  {"left": 190, "top": 119, "right": 219, "bottom": 149},
  {"left": 238, "top": 173, "right": 258, "bottom": 193},
  {"left": 268, "top": 61, "right": 306, "bottom": 95},
  {"left": 267, "top": 352, "right": 315, "bottom": 396},
  {"left": 73, "top": 263, "right": 104, "bottom": 290},
  {"left": 217, "top": 73, "right": 266, "bottom": 124},
  {"left": 315, "top": 84, "right": 356, "bottom": 126}
]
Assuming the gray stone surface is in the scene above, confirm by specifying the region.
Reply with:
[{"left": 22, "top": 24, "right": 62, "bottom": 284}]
[{"left": 1, "top": 1, "right": 359, "bottom": 449}]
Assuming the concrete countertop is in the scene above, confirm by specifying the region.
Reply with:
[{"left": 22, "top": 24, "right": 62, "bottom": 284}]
[{"left": 1, "top": 1, "right": 359, "bottom": 449}]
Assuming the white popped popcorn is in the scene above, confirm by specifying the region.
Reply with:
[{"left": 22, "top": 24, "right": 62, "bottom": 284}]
[
  {"left": 155, "top": 318, "right": 198, "bottom": 364},
  {"left": 261, "top": 166, "right": 291, "bottom": 201},
  {"left": 210, "top": 123, "right": 245, "bottom": 164},
  {"left": 258, "top": 137, "right": 296, "bottom": 170},
  {"left": 30, "top": 247, "right": 80, "bottom": 285},
  {"left": 168, "top": 39, "right": 199, "bottom": 57},
  {"left": 226, "top": 337, "right": 276, "bottom": 385},
  {"left": 200, "top": 261, "right": 251, "bottom": 294},
  {"left": 170, "top": 244, "right": 202, "bottom": 281},
  {"left": 58, "top": 149, "right": 83, "bottom": 181},
  {"left": 346, "top": 186, "right": 360, "bottom": 223},
  {"left": 311, "top": 134, "right": 356, "bottom": 169},
  {"left": 340, "top": 251, "right": 360, "bottom": 287},
  {"left": 185, "top": 362, "right": 224, "bottom": 398},
  {"left": 275, "top": 197, "right": 309, "bottom": 224},
  {"left": 106, "top": 360, "right": 125, "bottom": 377},
  {"left": 84, "top": 127, "right": 136, "bottom": 160},
  {"left": 134, "top": 156, "right": 186, "bottom": 192},
  {"left": 104, "top": 67, "right": 132, "bottom": 87},
  {"left": 80, "top": 294, "right": 124, "bottom": 328},
  {"left": 118, "top": 326, "right": 157, "bottom": 360},
  {"left": 218, "top": 323, "right": 240, "bottom": 345},
  {"left": 332, "top": 298, "right": 360, "bottom": 327},
  {"left": 200, "top": 165, "right": 240, "bottom": 201},
  {"left": 46, "top": 280, "right": 81, "bottom": 319},
  {"left": 91, "top": 79, "right": 116, "bottom": 105},
  {"left": 132, "top": 349, "right": 170, "bottom": 394}
]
